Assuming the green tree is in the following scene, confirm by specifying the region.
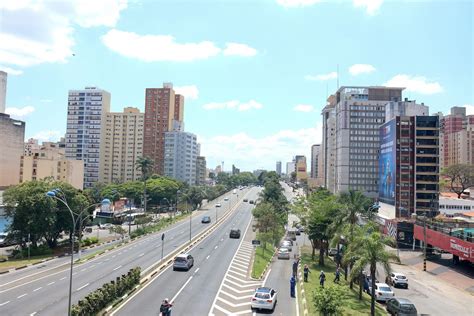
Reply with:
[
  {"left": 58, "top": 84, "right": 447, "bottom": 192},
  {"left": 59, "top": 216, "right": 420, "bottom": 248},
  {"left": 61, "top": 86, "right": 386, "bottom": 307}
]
[
  {"left": 135, "top": 156, "right": 154, "bottom": 212},
  {"left": 252, "top": 202, "right": 285, "bottom": 249},
  {"left": 441, "top": 164, "right": 474, "bottom": 198},
  {"left": 344, "top": 224, "right": 399, "bottom": 316},
  {"left": 109, "top": 225, "right": 127, "bottom": 242},
  {"left": 313, "top": 285, "right": 344, "bottom": 316}
]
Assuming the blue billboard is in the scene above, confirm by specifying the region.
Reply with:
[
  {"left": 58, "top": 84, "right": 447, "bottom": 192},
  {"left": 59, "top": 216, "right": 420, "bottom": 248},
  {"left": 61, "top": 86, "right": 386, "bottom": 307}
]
[{"left": 379, "top": 120, "right": 396, "bottom": 205}]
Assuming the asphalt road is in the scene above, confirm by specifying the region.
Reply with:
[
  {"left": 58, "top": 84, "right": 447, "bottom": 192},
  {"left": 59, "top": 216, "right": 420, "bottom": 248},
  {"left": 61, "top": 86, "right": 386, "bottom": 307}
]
[
  {"left": 113, "top": 188, "right": 260, "bottom": 316},
  {"left": 0, "top": 188, "right": 254, "bottom": 316}
]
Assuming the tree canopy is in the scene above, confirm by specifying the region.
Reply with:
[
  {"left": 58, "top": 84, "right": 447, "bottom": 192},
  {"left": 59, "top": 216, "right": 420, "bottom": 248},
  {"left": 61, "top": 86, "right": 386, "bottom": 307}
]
[{"left": 441, "top": 164, "right": 474, "bottom": 198}]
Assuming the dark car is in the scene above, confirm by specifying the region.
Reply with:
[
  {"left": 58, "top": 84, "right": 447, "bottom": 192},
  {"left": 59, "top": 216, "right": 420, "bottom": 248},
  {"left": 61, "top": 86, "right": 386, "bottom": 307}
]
[
  {"left": 201, "top": 216, "right": 211, "bottom": 224},
  {"left": 230, "top": 229, "right": 241, "bottom": 239},
  {"left": 386, "top": 298, "right": 417, "bottom": 316},
  {"left": 249, "top": 200, "right": 254, "bottom": 204},
  {"left": 243, "top": 199, "right": 248, "bottom": 202}
]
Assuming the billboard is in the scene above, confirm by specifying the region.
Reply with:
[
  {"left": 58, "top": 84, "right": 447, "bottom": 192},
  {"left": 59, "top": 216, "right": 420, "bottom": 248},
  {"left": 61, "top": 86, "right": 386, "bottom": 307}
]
[{"left": 379, "top": 120, "right": 396, "bottom": 205}]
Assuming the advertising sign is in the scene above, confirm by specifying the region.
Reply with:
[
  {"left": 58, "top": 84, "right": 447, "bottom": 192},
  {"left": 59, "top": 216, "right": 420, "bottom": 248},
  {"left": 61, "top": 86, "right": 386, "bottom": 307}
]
[{"left": 379, "top": 120, "right": 396, "bottom": 205}]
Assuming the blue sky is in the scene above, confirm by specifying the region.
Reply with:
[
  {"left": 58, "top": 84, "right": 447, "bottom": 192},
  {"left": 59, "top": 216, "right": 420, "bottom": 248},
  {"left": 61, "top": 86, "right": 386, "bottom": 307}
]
[{"left": 1, "top": 0, "right": 473, "bottom": 171}]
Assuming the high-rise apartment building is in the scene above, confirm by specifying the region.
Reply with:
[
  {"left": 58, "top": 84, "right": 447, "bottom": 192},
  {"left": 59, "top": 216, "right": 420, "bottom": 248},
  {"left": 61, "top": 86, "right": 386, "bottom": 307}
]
[
  {"left": 286, "top": 161, "right": 295, "bottom": 176},
  {"left": 295, "top": 155, "right": 308, "bottom": 182},
  {"left": 0, "top": 71, "right": 6, "bottom": 114},
  {"left": 311, "top": 145, "right": 321, "bottom": 178},
  {"left": 0, "top": 113, "right": 25, "bottom": 188},
  {"left": 24, "top": 138, "right": 40, "bottom": 156},
  {"left": 440, "top": 107, "right": 474, "bottom": 168},
  {"left": 143, "top": 83, "right": 184, "bottom": 175},
  {"left": 323, "top": 86, "right": 404, "bottom": 198},
  {"left": 379, "top": 114, "right": 439, "bottom": 218},
  {"left": 321, "top": 94, "right": 337, "bottom": 191},
  {"left": 196, "top": 156, "right": 207, "bottom": 185},
  {"left": 164, "top": 131, "right": 199, "bottom": 185},
  {"left": 20, "top": 142, "right": 84, "bottom": 189},
  {"left": 65, "top": 87, "right": 111, "bottom": 188},
  {"left": 276, "top": 161, "right": 282, "bottom": 175},
  {"left": 99, "top": 107, "right": 144, "bottom": 184}
]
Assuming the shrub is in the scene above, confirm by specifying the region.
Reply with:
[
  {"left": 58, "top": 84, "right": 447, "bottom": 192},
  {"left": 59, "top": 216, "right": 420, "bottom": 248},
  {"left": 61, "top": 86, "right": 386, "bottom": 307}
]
[
  {"left": 81, "top": 237, "right": 99, "bottom": 247},
  {"left": 71, "top": 267, "right": 141, "bottom": 316},
  {"left": 11, "top": 244, "right": 53, "bottom": 259},
  {"left": 313, "top": 285, "right": 344, "bottom": 316}
]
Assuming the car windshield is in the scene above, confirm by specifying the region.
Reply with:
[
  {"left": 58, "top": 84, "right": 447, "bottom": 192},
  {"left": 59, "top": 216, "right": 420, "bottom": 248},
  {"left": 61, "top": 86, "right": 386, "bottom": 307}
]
[
  {"left": 279, "top": 248, "right": 288, "bottom": 252},
  {"left": 396, "top": 275, "right": 406, "bottom": 279},
  {"left": 379, "top": 286, "right": 391, "bottom": 291},
  {"left": 255, "top": 293, "right": 270, "bottom": 299},
  {"left": 175, "top": 257, "right": 187, "bottom": 262},
  {"left": 401, "top": 304, "right": 416, "bottom": 312}
]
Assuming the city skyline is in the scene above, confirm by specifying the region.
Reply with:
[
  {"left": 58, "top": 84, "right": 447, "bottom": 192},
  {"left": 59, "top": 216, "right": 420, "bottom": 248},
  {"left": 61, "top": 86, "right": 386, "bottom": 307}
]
[{"left": 1, "top": 0, "right": 473, "bottom": 171}]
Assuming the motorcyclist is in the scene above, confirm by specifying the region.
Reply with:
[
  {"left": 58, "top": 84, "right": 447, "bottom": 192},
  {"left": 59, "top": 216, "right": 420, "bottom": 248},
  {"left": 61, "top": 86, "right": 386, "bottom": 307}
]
[{"left": 160, "top": 298, "right": 173, "bottom": 316}]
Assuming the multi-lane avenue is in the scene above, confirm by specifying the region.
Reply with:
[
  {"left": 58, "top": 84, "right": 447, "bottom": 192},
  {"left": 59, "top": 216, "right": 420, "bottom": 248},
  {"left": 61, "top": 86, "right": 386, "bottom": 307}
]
[{"left": 0, "top": 187, "right": 257, "bottom": 316}]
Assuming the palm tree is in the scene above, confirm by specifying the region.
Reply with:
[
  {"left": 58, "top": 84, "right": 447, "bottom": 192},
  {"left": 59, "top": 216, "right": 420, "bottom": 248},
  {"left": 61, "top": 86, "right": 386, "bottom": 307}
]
[
  {"left": 135, "top": 156, "right": 154, "bottom": 213},
  {"left": 344, "top": 224, "right": 399, "bottom": 316}
]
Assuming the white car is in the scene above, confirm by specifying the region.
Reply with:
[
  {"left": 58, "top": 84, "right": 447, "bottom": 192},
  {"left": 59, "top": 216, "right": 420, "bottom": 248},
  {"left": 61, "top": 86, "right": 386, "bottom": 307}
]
[
  {"left": 369, "top": 283, "right": 395, "bottom": 302},
  {"left": 251, "top": 287, "right": 277, "bottom": 311},
  {"left": 215, "top": 203, "right": 222, "bottom": 207},
  {"left": 280, "top": 240, "right": 292, "bottom": 251},
  {"left": 387, "top": 272, "right": 408, "bottom": 289},
  {"left": 224, "top": 197, "right": 229, "bottom": 201},
  {"left": 277, "top": 248, "right": 290, "bottom": 260}
]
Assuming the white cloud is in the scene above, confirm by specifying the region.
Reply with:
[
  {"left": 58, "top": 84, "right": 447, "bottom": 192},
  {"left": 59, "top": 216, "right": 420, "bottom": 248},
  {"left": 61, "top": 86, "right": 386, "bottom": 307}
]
[
  {"left": 305, "top": 72, "right": 337, "bottom": 81},
  {"left": 294, "top": 104, "right": 314, "bottom": 112},
  {"left": 174, "top": 85, "right": 199, "bottom": 100},
  {"left": 349, "top": 64, "right": 376, "bottom": 76},
  {"left": 384, "top": 74, "right": 443, "bottom": 95},
  {"left": 5, "top": 106, "right": 35, "bottom": 118},
  {"left": 223, "top": 43, "right": 257, "bottom": 57},
  {"left": 200, "top": 124, "right": 322, "bottom": 171},
  {"left": 0, "top": 65, "right": 23, "bottom": 75},
  {"left": 353, "top": 0, "right": 383, "bottom": 15},
  {"left": 33, "top": 130, "right": 62, "bottom": 142},
  {"left": 276, "top": 0, "right": 321, "bottom": 8},
  {"left": 40, "top": 99, "right": 53, "bottom": 103},
  {"left": 203, "top": 100, "right": 263, "bottom": 111},
  {"left": 102, "top": 29, "right": 221, "bottom": 62},
  {"left": 0, "top": 0, "right": 127, "bottom": 67}
]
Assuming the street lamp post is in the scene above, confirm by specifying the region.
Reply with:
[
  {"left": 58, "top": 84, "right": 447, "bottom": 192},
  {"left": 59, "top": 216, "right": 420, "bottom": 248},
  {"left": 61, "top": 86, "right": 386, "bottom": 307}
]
[
  {"left": 46, "top": 189, "right": 108, "bottom": 316},
  {"left": 176, "top": 190, "right": 181, "bottom": 218}
]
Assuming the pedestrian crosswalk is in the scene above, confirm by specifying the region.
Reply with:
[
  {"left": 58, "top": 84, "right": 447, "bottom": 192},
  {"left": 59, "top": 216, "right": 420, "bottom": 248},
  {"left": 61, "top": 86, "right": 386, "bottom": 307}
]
[{"left": 209, "top": 241, "right": 262, "bottom": 316}]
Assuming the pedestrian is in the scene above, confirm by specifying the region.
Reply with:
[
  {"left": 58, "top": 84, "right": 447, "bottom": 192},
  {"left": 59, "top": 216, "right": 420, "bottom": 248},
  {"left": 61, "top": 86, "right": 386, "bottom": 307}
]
[
  {"left": 319, "top": 270, "right": 326, "bottom": 287},
  {"left": 303, "top": 264, "right": 310, "bottom": 282},
  {"left": 290, "top": 275, "right": 296, "bottom": 297},
  {"left": 292, "top": 259, "right": 298, "bottom": 277},
  {"left": 334, "top": 266, "right": 340, "bottom": 283},
  {"left": 160, "top": 298, "right": 173, "bottom": 316}
]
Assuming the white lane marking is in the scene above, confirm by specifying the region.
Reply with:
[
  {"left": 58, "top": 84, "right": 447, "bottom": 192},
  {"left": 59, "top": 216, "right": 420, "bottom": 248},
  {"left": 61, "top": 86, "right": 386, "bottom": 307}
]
[
  {"left": 112, "top": 255, "right": 116, "bottom": 258},
  {"left": 113, "top": 265, "right": 122, "bottom": 271},
  {"left": 30, "top": 313, "right": 37, "bottom": 316},
  {"left": 60, "top": 277, "right": 67, "bottom": 281},
  {"left": 206, "top": 255, "right": 210, "bottom": 260},
  {"left": 47, "top": 282, "right": 55, "bottom": 286},
  {"left": 72, "top": 272, "right": 77, "bottom": 276},
  {"left": 76, "top": 283, "right": 89, "bottom": 291},
  {"left": 17, "top": 293, "right": 27, "bottom": 299},
  {"left": 97, "top": 262, "right": 102, "bottom": 265},
  {"left": 170, "top": 276, "right": 193, "bottom": 303},
  {"left": 214, "top": 245, "right": 218, "bottom": 249},
  {"left": 0, "top": 301, "right": 10, "bottom": 306},
  {"left": 81, "top": 268, "right": 87, "bottom": 272},
  {"left": 33, "top": 287, "right": 42, "bottom": 292},
  {"left": 194, "top": 268, "right": 200, "bottom": 274},
  {"left": 139, "top": 253, "right": 145, "bottom": 257}
]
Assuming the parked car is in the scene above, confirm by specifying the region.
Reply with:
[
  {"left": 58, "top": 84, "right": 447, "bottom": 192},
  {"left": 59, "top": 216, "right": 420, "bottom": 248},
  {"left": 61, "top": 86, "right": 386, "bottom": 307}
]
[
  {"left": 229, "top": 229, "right": 241, "bottom": 239},
  {"left": 386, "top": 298, "right": 417, "bottom": 315},
  {"left": 224, "top": 197, "right": 229, "bottom": 201},
  {"left": 173, "top": 253, "right": 194, "bottom": 271},
  {"left": 369, "top": 283, "right": 395, "bottom": 302},
  {"left": 280, "top": 240, "right": 292, "bottom": 251},
  {"left": 283, "top": 238, "right": 294, "bottom": 246},
  {"left": 298, "top": 226, "right": 305, "bottom": 232},
  {"left": 243, "top": 199, "right": 248, "bottom": 202},
  {"left": 328, "top": 248, "right": 338, "bottom": 256},
  {"left": 295, "top": 229, "right": 301, "bottom": 236},
  {"left": 386, "top": 272, "right": 408, "bottom": 288},
  {"left": 201, "top": 216, "right": 211, "bottom": 224},
  {"left": 0, "top": 233, "right": 15, "bottom": 247},
  {"left": 215, "top": 203, "right": 222, "bottom": 207},
  {"left": 251, "top": 287, "right": 277, "bottom": 311},
  {"left": 100, "top": 223, "right": 114, "bottom": 229},
  {"left": 277, "top": 248, "right": 290, "bottom": 259},
  {"left": 249, "top": 200, "right": 254, "bottom": 204}
]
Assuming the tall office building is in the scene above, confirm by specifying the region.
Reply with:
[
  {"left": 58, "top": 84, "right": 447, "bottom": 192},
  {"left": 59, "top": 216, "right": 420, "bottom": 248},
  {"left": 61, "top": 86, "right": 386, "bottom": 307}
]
[
  {"left": 276, "top": 161, "right": 282, "bottom": 175},
  {"left": 0, "top": 113, "right": 25, "bottom": 188},
  {"left": 321, "top": 94, "right": 337, "bottom": 191},
  {"left": 196, "top": 156, "right": 207, "bottom": 185},
  {"left": 0, "top": 71, "right": 6, "bottom": 114},
  {"left": 379, "top": 114, "right": 439, "bottom": 218},
  {"left": 294, "top": 155, "right": 308, "bottom": 182},
  {"left": 323, "top": 86, "right": 404, "bottom": 198},
  {"left": 143, "top": 83, "right": 184, "bottom": 175},
  {"left": 99, "top": 107, "right": 144, "bottom": 184},
  {"left": 65, "top": 87, "right": 111, "bottom": 188},
  {"left": 440, "top": 106, "right": 474, "bottom": 168},
  {"left": 286, "top": 161, "right": 295, "bottom": 176},
  {"left": 164, "top": 131, "right": 199, "bottom": 185}
]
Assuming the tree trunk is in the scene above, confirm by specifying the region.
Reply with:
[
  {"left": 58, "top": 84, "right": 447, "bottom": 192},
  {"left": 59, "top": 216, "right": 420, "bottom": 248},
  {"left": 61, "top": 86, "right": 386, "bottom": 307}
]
[
  {"left": 359, "top": 272, "right": 363, "bottom": 300},
  {"left": 319, "top": 241, "right": 325, "bottom": 266},
  {"left": 349, "top": 261, "right": 354, "bottom": 289},
  {"left": 370, "top": 264, "right": 376, "bottom": 316}
]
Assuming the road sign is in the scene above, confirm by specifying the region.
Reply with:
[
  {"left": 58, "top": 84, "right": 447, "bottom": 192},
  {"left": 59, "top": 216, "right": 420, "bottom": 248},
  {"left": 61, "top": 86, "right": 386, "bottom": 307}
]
[
  {"left": 161, "top": 233, "right": 165, "bottom": 241},
  {"left": 252, "top": 240, "right": 260, "bottom": 246}
]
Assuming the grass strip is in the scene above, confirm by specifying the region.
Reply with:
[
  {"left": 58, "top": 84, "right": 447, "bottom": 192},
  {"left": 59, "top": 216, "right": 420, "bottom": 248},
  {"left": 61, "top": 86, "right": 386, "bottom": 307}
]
[{"left": 251, "top": 242, "right": 274, "bottom": 279}]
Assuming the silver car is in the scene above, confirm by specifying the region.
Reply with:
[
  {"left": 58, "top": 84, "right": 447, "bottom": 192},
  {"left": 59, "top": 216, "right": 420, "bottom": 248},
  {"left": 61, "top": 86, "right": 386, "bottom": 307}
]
[{"left": 173, "top": 253, "right": 194, "bottom": 271}]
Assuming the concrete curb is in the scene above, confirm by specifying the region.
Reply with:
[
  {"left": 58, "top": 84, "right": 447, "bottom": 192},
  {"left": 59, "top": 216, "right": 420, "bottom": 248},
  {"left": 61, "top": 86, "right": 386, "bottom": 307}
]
[{"left": 297, "top": 253, "right": 309, "bottom": 316}]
